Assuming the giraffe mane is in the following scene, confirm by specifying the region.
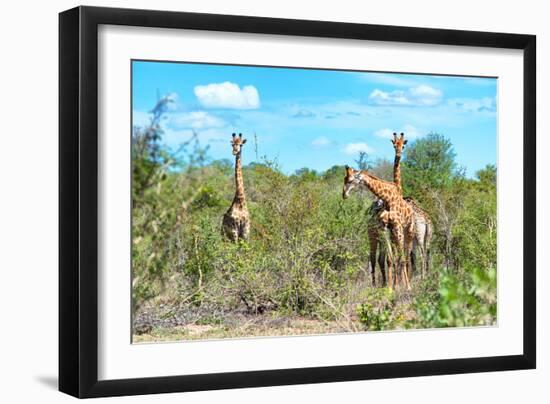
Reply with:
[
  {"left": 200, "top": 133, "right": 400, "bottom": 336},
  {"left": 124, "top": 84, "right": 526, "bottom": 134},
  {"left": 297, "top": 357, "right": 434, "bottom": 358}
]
[{"left": 358, "top": 170, "right": 399, "bottom": 188}]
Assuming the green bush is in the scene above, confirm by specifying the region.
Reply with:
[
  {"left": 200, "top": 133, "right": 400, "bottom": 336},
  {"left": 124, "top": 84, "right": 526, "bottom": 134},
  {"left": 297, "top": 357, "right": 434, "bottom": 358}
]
[
  {"left": 413, "top": 266, "right": 497, "bottom": 328},
  {"left": 357, "top": 288, "right": 395, "bottom": 331}
]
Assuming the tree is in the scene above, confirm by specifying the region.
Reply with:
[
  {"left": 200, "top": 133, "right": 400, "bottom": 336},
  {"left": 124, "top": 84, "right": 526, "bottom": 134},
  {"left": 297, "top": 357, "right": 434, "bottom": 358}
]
[
  {"left": 322, "top": 165, "right": 346, "bottom": 181},
  {"left": 293, "top": 167, "right": 318, "bottom": 182},
  {"left": 355, "top": 151, "right": 372, "bottom": 170},
  {"left": 402, "top": 132, "right": 457, "bottom": 194},
  {"left": 211, "top": 159, "right": 233, "bottom": 175},
  {"left": 401, "top": 133, "right": 463, "bottom": 270},
  {"left": 132, "top": 94, "right": 177, "bottom": 205},
  {"left": 371, "top": 158, "right": 393, "bottom": 182},
  {"left": 476, "top": 164, "right": 497, "bottom": 188},
  {"left": 132, "top": 94, "right": 212, "bottom": 313}
]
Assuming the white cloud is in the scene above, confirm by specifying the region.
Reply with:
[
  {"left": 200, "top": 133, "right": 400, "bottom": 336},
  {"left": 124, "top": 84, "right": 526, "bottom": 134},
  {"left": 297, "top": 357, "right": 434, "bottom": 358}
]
[
  {"left": 368, "top": 85, "right": 443, "bottom": 106},
  {"left": 373, "top": 128, "right": 394, "bottom": 139},
  {"left": 447, "top": 97, "right": 496, "bottom": 113},
  {"left": 402, "top": 124, "right": 423, "bottom": 139},
  {"left": 311, "top": 136, "right": 331, "bottom": 147},
  {"left": 408, "top": 85, "right": 442, "bottom": 105},
  {"left": 369, "top": 89, "right": 410, "bottom": 106},
  {"left": 194, "top": 82, "right": 260, "bottom": 109},
  {"left": 343, "top": 142, "right": 374, "bottom": 155},
  {"left": 168, "top": 111, "right": 227, "bottom": 130},
  {"left": 374, "top": 124, "right": 424, "bottom": 140},
  {"left": 360, "top": 73, "right": 418, "bottom": 87}
]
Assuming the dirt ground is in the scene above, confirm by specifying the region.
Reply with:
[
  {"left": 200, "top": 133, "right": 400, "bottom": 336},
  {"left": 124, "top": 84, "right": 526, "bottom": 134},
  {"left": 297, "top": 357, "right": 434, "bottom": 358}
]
[
  {"left": 133, "top": 314, "right": 353, "bottom": 343},
  {"left": 131, "top": 289, "right": 417, "bottom": 343}
]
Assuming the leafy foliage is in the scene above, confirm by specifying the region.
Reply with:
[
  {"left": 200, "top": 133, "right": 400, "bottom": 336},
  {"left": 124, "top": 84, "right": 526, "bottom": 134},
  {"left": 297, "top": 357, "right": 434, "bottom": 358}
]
[
  {"left": 412, "top": 267, "right": 497, "bottom": 328},
  {"left": 131, "top": 99, "right": 497, "bottom": 337},
  {"left": 357, "top": 288, "right": 396, "bottom": 331},
  {"left": 402, "top": 132, "right": 457, "bottom": 193}
]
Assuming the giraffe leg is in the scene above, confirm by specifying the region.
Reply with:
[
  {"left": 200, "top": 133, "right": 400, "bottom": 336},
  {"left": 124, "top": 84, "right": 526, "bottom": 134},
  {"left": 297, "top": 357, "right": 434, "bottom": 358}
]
[
  {"left": 404, "top": 232, "right": 414, "bottom": 290},
  {"left": 240, "top": 219, "right": 250, "bottom": 241},
  {"left": 410, "top": 242, "right": 417, "bottom": 278},
  {"left": 231, "top": 227, "right": 239, "bottom": 242},
  {"left": 426, "top": 248, "right": 431, "bottom": 275},
  {"left": 404, "top": 230, "right": 412, "bottom": 282},
  {"left": 388, "top": 225, "right": 401, "bottom": 289},
  {"left": 222, "top": 214, "right": 237, "bottom": 242},
  {"left": 390, "top": 223, "right": 409, "bottom": 290},
  {"left": 417, "top": 243, "right": 426, "bottom": 280},
  {"left": 378, "top": 244, "right": 387, "bottom": 287},
  {"left": 415, "top": 222, "right": 427, "bottom": 279},
  {"left": 425, "top": 222, "right": 433, "bottom": 274},
  {"left": 368, "top": 231, "right": 379, "bottom": 287},
  {"left": 386, "top": 249, "right": 394, "bottom": 290},
  {"left": 384, "top": 232, "right": 394, "bottom": 290},
  {"left": 382, "top": 228, "right": 394, "bottom": 289}
]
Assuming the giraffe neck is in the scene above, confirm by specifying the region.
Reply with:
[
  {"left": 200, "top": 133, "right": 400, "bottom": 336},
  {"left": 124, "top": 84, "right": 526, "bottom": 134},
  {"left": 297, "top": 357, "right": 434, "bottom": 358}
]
[
  {"left": 233, "top": 152, "right": 246, "bottom": 205},
  {"left": 393, "top": 153, "right": 403, "bottom": 194},
  {"left": 360, "top": 172, "right": 398, "bottom": 208}
]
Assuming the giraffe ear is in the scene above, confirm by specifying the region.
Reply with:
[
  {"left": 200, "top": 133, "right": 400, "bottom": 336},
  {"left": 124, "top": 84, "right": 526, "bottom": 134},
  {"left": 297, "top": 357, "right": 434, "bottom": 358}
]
[
  {"left": 242, "top": 139, "right": 247, "bottom": 144},
  {"left": 404, "top": 140, "right": 408, "bottom": 145}
]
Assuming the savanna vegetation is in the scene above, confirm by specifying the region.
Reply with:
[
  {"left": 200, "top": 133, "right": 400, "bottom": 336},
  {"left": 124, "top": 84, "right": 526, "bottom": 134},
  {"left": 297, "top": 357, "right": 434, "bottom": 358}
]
[{"left": 132, "top": 98, "right": 497, "bottom": 342}]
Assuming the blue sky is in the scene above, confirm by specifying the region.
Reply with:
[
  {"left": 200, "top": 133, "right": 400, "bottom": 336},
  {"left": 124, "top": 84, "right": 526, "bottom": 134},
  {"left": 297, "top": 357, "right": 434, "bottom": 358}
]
[{"left": 132, "top": 60, "right": 497, "bottom": 177}]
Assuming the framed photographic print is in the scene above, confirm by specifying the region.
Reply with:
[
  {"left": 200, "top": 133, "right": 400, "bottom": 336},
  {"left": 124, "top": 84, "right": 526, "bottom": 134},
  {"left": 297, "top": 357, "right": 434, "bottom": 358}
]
[{"left": 59, "top": 6, "right": 536, "bottom": 398}]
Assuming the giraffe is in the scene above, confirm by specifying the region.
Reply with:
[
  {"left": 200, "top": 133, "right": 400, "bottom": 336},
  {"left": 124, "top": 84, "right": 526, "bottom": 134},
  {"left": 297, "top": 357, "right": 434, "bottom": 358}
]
[
  {"left": 222, "top": 133, "right": 250, "bottom": 242},
  {"left": 391, "top": 132, "right": 433, "bottom": 278},
  {"left": 366, "top": 132, "right": 408, "bottom": 287},
  {"left": 367, "top": 198, "right": 432, "bottom": 285},
  {"left": 391, "top": 132, "right": 407, "bottom": 193},
  {"left": 404, "top": 196, "right": 433, "bottom": 279},
  {"left": 366, "top": 133, "right": 433, "bottom": 285},
  {"left": 343, "top": 166, "right": 415, "bottom": 289}
]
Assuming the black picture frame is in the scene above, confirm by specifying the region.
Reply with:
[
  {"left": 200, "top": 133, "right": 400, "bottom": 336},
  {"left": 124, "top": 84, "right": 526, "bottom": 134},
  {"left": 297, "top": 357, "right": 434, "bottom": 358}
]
[{"left": 59, "top": 5, "right": 536, "bottom": 398}]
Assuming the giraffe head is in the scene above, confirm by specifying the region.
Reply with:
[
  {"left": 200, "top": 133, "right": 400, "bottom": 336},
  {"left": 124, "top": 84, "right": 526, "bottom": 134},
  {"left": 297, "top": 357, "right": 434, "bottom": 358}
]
[
  {"left": 230, "top": 133, "right": 247, "bottom": 156},
  {"left": 342, "top": 165, "right": 363, "bottom": 199},
  {"left": 391, "top": 132, "right": 408, "bottom": 157}
]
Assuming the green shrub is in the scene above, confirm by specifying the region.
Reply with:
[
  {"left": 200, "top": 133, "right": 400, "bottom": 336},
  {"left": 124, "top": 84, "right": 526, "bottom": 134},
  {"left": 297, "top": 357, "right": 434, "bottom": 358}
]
[
  {"left": 357, "top": 288, "right": 395, "bottom": 331},
  {"left": 413, "top": 267, "right": 496, "bottom": 328}
]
